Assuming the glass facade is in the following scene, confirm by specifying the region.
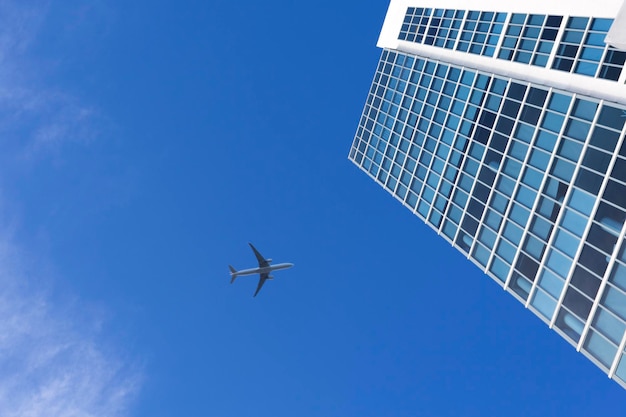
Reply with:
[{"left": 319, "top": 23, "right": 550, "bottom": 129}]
[
  {"left": 498, "top": 14, "right": 562, "bottom": 67},
  {"left": 349, "top": 49, "right": 626, "bottom": 388},
  {"left": 552, "top": 17, "right": 626, "bottom": 81},
  {"left": 398, "top": 7, "right": 626, "bottom": 83}
]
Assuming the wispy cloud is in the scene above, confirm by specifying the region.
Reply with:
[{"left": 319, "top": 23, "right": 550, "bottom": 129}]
[
  {"left": 0, "top": 233, "right": 142, "bottom": 417},
  {"left": 0, "top": 1, "right": 142, "bottom": 415},
  {"left": 0, "top": 0, "right": 105, "bottom": 162}
]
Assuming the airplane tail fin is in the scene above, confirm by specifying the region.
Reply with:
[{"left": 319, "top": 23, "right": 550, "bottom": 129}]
[{"left": 229, "top": 265, "right": 237, "bottom": 284}]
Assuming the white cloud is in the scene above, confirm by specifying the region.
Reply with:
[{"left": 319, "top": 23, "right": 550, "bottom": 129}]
[
  {"left": 0, "top": 1, "right": 142, "bottom": 415},
  {"left": 0, "top": 232, "right": 142, "bottom": 417},
  {"left": 0, "top": 0, "right": 104, "bottom": 162}
]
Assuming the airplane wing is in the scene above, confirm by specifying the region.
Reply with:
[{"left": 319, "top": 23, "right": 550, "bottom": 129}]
[
  {"left": 249, "top": 243, "right": 269, "bottom": 267},
  {"left": 253, "top": 273, "right": 268, "bottom": 297}
]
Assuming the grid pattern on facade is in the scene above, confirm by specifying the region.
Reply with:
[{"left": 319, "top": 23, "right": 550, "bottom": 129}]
[
  {"left": 602, "top": 49, "right": 626, "bottom": 81},
  {"left": 552, "top": 16, "right": 626, "bottom": 81},
  {"left": 457, "top": 11, "right": 506, "bottom": 57},
  {"left": 349, "top": 49, "right": 626, "bottom": 387},
  {"left": 423, "top": 9, "right": 465, "bottom": 49},
  {"left": 399, "top": 7, "right": 433, "bottom": 43},
  {"left": 398, "top": 7, "right": 505, "bottom": 56},
  {"left": 398, "top": 7, "right": 626, "bottom": 83},
  {"left": 497, "top": 14, "right": 563, "bottom": 67}
]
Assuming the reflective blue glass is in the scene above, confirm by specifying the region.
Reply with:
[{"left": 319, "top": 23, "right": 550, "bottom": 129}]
[
  {"left": 532, "top": 289, "right": 557, "bottom": 319},
  {"left": 490, "top": 257, "right": 510, "bottom": 282},
  {"left": 546, "top": 248, "right": 573, "bottom": 278},
  {"left": 552, "top": 16, "right": 622, "bottom": 80},
  {"left": 584, "top": 330, "right": 617, "bottom": 368},
  {"left": 497, "top": 239, "right": 516, "bottom": 262},
  {"left": 569, "top": 188, "right": 595, "bottom": 215},
  {"left": 538, "top": 269, "right": 565, "bottom": 298},
  {"left": 548, "top": 93, "right": 572, "bottom": 113},
  {"left": 503, "top": 221, "right": 523, "bottom": 244},
  {"left": 561, "top": 208, "right": 588, "bottom": 236},
  {"left": 541, "top": 112, "right": 565, "bottom": 133},
  {"left": 554, "top": 229, "right": 580, "bottom": 257},
  {"left": 510, "top": 203, "right": 530, "bottom": 226}
]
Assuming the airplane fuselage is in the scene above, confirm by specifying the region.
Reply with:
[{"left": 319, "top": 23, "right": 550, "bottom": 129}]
[
  {"left": 232, "top": 263, "right": 294, "bottom": 277},
  {"left": 230, "top": 243, "right": 294, "bottom": 296}
]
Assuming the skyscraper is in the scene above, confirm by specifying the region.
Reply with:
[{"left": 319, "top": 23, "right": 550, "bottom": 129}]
[{"left": 349, "top": 0, "right": 626, "bottom": 388}]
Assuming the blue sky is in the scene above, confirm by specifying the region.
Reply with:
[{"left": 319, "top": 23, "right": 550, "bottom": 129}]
[{"left": 0, "top": 0, "right": 624, "bottom": 416}]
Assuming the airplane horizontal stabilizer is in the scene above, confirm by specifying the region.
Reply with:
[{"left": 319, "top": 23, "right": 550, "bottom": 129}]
[{"left": 229, "top": 265, "right": 237, "bottom": 284}]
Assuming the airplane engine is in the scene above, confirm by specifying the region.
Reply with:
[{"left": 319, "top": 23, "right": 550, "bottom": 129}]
[{"left": 267, "top": 275, "right": 274, "bottom": 280}]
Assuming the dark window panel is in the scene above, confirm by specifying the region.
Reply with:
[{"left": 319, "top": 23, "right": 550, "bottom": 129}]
[
  {"left": 587, "top": 222, "right": 618, "bottom": 255},
  {"left": 582, "top": 147, "right": 612, "bottom": 174},
  {"left": 578, "top": 244, "right": 609, "bottom": 277},
  {"left": 473, "top": 182, "right": 491, "bottom": 201},
  {"left": 491, "top": 133, "right": 509, "bottom": 152},
  {"left": 479, "top": 110, "right": 497, "bottom": 127},
  {"left": 590, "top": 126, "right": 620, "bottom": 153},
  {"left": 553, "top": 57, "right": 574, "bottom": 72},
  {"left": 599, "top": 65, "right": 622, "bottom": 81},
  {"left": 597, "top": 104, "right": 626, "bottom": 131},
  {"left": 604, "top": 49, "right": 626, "bottom": 65},
  {"left": 468, "top": 198, "right": 486, "bottom": 220},
  {"left": 570, "top": 266, "right": 602, "bottom": 299},
  {"left": 526, "top": 88, "right": 549, "bottom": 106},
  {"left": 479, "top": 165, "right": 497, "bottom": 185},
  {"left": 594, "top": 201, "right": 626, "bottom": 235},
  {"left": 516, "top": 253, "right": 540, "bottom": 280},
  {"left": 507, "top": 82, "right": 527, "bottom": 100},
  {"left": 562, "top": 286, "right": 593, "bottom": 320},
  {"left": 520, "top": 105, "right": 541, "bottom": 124},
  {"left": 611, "top": 157, "right": 626, "bottom": 183},
  {"left": 575, "top": 168, "right": 603, "bottom": 195},
  {"left": 546, "top": 15, "right": 563, "bottom": 28},
  {"left": 502, "top": 99, "right": 521, "bottom": 118},
  {"left": 603, "top": 180, "right": 626, "bottom": 208},
  {"left": 462, "top": 215, "right": 479, "bottom": 236}
]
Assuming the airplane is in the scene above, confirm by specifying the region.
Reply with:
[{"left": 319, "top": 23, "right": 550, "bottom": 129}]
[{"left": 229, "top": 243, "right": 294, "bottom": 297}]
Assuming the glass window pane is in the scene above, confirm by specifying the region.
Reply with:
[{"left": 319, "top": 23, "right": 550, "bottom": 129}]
[
  {"left": 557, "top": 139, "right": 583, "bottom": 161},
  {"left": 593, "top": 307, "right": 626, "bottom": 345},
  {"left": 503, "top": 221, "right": 523, "bottom": 245},
  {"left": 572, "top": 99, "right": 598, "bottom": 121},
  {"left": 584, "top": 330, "right": 616, "bottom": 368},
  {"left": 568, "top": 188, "right": 595, "bottom": 215},
  {"left": 473, "top": 243, "right": 491, "bottom": 266},
  {"left": 531, "top": 289, "right": 557, "bottom": 319},
  {"left": 539, "top": 268, "right": 565, "bottom": 298},
  {"left": 489, "top": 256, "right": 509, "bottom": 282},
  {"left": 548, "top": 93, "right": 572, "bottom": 113},
  {"left": 524, "top": 234, "right": 545, "bottom": 260},
  {"left": 561, "top": 209, "right": 588, "bottom": 237},
  {"left": 510, "top": 203, "right": 530, "bottom": 227},
  {"left": 541, "top": 112, "right": 565, "bottom": 133},
  {"left": 551, "top": 158, "right": 576, "bottom": 181},
  {"left": 554, "top": 229, "right": 580, "bottom": 258},
  {"left": 564, "top": 119, "right": 591, "bottom": 141},
  {"left": 485, "top": 209, "right": 503, "bottom": 231},
  {"left": 615, "top": 354, "right": 626, "bottom": 383},
  {"left": 497, "top": 239, "right": 516, "bottom": 263},
  {"left": 609, "top": 262, "right": 626, "bottom": 292},
  {"left": 546, "top": 248, "right": 572, "bottom": 278},
  {"left": 530, "top": 215, "right": 552, "bottom": 240},
  {"left": 602, "top": 286, "right": 626, "bottom": 321},
  {"left": 597, "top": 104, "right": 626, "bottom": 131},
  {"left": 563, "top": 286, "right": 593, "bottom": 321}
]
